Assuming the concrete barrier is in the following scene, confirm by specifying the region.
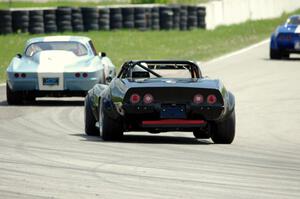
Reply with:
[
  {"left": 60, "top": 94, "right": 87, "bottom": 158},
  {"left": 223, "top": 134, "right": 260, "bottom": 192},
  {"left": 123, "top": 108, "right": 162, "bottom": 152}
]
[{"left": 201, "top": 0, "right": 300, "bottom": 30}]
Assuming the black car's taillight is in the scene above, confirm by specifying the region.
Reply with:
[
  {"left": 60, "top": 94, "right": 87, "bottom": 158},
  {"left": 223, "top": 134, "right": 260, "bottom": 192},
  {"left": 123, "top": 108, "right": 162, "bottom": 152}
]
[
  {"left": 207, "top": 94, "right": 217, "bottom": 105},
  {"left": 130, "top": 93, "right": 141, "bottom": 104},
  {"left": 143, "top": 93, "right": 154, "bottom": 104},
  {"left": 193, "top": 94, "right": 204, "bottom": 104}
]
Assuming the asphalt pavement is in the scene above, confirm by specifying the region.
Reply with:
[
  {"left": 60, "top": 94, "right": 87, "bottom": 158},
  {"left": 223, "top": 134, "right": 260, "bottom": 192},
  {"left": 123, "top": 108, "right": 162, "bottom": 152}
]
[{"left": 0, "top": 41, "right": 299, "bottom": 199}]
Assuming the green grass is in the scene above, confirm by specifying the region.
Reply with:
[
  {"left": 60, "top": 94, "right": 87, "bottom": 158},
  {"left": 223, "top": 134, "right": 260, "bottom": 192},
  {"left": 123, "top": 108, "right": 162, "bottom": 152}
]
[
  {"left": 0, "top": 0, "right": 208, "bottom": 8},
  {"left": 0, "top": 10, "right": 295, "bottom": 82},
  {"left": 0, "top": 1, "right": 129, "bottom": 9}
]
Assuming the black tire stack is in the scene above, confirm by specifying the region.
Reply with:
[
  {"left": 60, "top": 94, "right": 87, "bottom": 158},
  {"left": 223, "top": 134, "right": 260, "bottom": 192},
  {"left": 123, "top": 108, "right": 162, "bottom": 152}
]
[
  {"left": 71, "top": 8, "right": 84, "bottom": 32},
  {"left": 99, "top": 8, "right": 110, "bottom": 30},
  {"left": 134, "top": 7, "right": 146, "bottom": 31},
  {"left": 56, "top": 7, "right": 72, "bottom": 32},
  {"left": 44, "top": 9, "right": 57, "bottom": 33},
  {"left": 151, "top": 7, "right": 160, "bottom": 30},
  {"left": 122, "top": 7, "right": 134, "bottom": 29},
  {"left": 29, "top": 10, "right": 44, "bottom": 34},
  {"left": 171, "top": 5, "right": 180, "bottom": 30},
  {"left": 12, "top": 10, "right": 29, "bottom": 33},
  {"left": 145, "top": 7, "right": 152, "bottom": 30},
  {"left": 82, "top": 7, "right": 99, "bottom": 31},
  {"left": 159, "top": 7, "right": 173, "bottom": 30},
  {"left": 0, "top": 10, "right": 12, "bottom": 34},
  {"left": 110, "top": 8, "right": 122, "bottom": 30},
  {"left": 2, "top": 5, "right": 207, "bottom": 35},
  {"left": 179, "top": 6, "right": 188, "bottom": 30},
  {"left": 197, "top": 7, "right": 206, "bottom": 29},
  {"left": 187, "top": 6, "right": 198, "bottom": 30}
]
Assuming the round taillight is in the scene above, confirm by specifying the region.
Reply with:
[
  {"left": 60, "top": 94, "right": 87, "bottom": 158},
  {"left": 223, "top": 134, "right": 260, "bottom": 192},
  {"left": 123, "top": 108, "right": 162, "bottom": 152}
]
[
  {"left": 83, "top": 73, "right": 88, "bottom": 78},
  {"left": 207, "top": 94, "right": 217, "bottom": 104},
  {"left": 130, "top": 93, "right": 140, "bottom": 104},
  {"left": 75, "top": 73, "right": 80, "bottom": 78},
  {"left": 14, "top": 73, "right": 19, "bottom": 78},
  {"left": 21, "top": 73, "right": 26, "bottom": 78},
  {"left": 143, "top": 93, "right": 154, "bottom": 104},
  {"left": 193, "top": 94, "right": 204, "bottom": 104}
]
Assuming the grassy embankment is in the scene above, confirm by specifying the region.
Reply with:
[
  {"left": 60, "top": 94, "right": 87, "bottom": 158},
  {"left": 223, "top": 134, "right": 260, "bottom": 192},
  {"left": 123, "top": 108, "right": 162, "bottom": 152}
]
[
  {"left": 0, "top": 9, "right": 296, "bottom": 82},
  {"left": 0, "top": 0, "right": 208, "bottom": 8}
]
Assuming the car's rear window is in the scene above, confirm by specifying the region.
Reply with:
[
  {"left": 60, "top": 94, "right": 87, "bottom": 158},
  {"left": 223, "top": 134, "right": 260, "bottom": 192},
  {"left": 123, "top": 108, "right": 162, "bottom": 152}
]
[
  {"left": 25, "top": 41, "right": 88, "bottom": 57},
  {"left": 287, "top": 16, "right": 300, "bottom": 25},
  {"left": 130, "top": 64, "right": 193, "bottom": 79}
]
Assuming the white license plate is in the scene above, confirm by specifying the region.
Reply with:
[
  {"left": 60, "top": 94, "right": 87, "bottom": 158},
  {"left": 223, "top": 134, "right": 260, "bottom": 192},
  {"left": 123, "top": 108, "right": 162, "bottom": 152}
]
[{"left": 295, "top": 42, "right": 300, "bottom": 50}]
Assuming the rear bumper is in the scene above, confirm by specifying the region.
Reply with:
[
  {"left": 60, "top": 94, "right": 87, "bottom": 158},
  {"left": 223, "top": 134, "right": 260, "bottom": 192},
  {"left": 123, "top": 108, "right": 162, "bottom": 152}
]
[
  {"left": 7, "top": 78, "right": 98, "bottom": 92},
  {"left": 121, "top": 103, "right": 223, "bottom": 131},
  {"left": 123, "top": 104, "right": 224, "bottom": 121},
  {"left": 275, "top": 39, "right": 300, "bottom": 53}
]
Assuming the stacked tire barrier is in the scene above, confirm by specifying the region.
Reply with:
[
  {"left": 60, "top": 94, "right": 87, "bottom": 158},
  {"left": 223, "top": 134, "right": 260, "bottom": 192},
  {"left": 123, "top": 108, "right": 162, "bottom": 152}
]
[
  {"left": 187, "top": 6, "right": 198, "bottom": 30},
  {"left": 56, "top": 7, "right": 72, "bottom": 32},
  {"left": 159, "top": 7, "right": 173, "bottom": 30},
  {"left": 99, "top": 8, "right": 110, "bottom": 30},
  {"left": 171, "top": 5, "right": 180, "bottom": 30},
  {"left": 29, "top": 10, "right": 44, "bottom": 34},
  {"left": 179, "top": 6, "right": 188, "bottom": 31},
  {"left": 110, "top": 8, "right": 122, "bottom": 30},
  {"left": 135, "top": 7, "right": 146, "bottom": 31},
  {"left": 82, "top": 7, "right": 99, "bottom": 31},
  {"left": 151, "top": 7, "right": 160, "bottom": 30},
  {"left": 122, "top": 7, "right": 134, "bottom": 29},
  {"left": 12, "top": 10, "right": 29, "bottom": 33},
  {"left": 0, "top": 10, "right": 12, "bottom": 34},
  {"left": 71, "top": 8, "right": 84, "bottom": 32},
  {"left": 197, "top": 7, "right": 206, "bottom": 29},
  {"left": 44, "top": 9, "right": 57, "bottom": 33},
  {"left": 0, "top": 5, "right": 206, "bottom": 35}
]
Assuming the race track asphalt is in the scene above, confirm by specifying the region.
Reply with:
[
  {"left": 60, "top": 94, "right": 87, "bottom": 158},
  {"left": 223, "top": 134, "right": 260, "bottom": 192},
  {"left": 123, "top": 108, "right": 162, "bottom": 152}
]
[{"left": 0, "top": 41, "right": 299, "bottom": 199}]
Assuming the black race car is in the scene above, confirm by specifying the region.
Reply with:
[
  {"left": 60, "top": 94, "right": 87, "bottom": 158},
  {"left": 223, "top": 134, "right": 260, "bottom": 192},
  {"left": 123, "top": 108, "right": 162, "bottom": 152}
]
[{"left": 84, "top": 60, "right": 235, "bottom": 144}]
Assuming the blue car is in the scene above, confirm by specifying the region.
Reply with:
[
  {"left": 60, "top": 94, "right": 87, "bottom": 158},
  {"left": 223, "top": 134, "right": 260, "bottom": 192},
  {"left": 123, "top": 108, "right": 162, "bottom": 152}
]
[
  {"left": 270, "top": 15, "right": 300, "bottom": 59},
  {"left": 6, "top": 36, "right": 116, "bottom": 105}
]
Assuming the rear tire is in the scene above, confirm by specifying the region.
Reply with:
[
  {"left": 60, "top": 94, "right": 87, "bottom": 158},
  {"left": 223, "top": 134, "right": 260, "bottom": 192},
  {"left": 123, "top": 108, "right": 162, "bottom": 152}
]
[
  {"left": 193, "top": 130, "right": 210, "bottom": 139},
  {"left": 6, "top": 82, "right": 23, "bottom": 105},
  {"left": 270, "top": 49, "right": 281, "bottom": 60},
  {"left": 211, "top": 110, "right": 235, "bottom": 144},
  {"left": 84, "top": 96, "right": 99, "bottom": 136},
  {"left": 282, "top": 52, "right": 290, "bottom": 59},
  {"left": 99, "top": 100, "right": 123, "bottom": 141}
]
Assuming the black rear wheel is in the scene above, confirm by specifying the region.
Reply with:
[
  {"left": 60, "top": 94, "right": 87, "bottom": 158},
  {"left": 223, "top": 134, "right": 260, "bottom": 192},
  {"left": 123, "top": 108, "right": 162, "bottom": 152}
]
[
  {"left": 99, "top": 100, "right": 123, "bottom": 141},
  {"left": 84, "top": 96, "right": 99, "bottom": 136},
  {"left": 270, "top": 49, "right": 281, "bottom": 60},
  {"left": 282, "top": 52, "right": 290, "bottom": 59},
  {"left": 6, "top": 82, "right": 23, "bottom": 105},
  {"left": 211, "top": 110, "right": 235, "bottom": 144},
  {"left": 193, "top": 130, "right": 210, "bottom": 139}
]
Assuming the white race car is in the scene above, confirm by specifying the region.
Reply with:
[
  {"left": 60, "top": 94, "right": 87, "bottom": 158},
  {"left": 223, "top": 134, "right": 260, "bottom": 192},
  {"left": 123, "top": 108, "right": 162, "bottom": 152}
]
[{"left": 6, "top": 36, "right": 116, "bottom": 104}]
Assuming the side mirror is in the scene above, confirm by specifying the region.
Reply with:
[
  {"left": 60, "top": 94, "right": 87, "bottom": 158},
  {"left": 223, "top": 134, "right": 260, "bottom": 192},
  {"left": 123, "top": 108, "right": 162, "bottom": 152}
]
[
  {"left": 105, "top": 76, "right": 112, "bottom": 83},
  {"left": 16, "top": 53, "right": 22, "bottom": 58},
  {"left": 99, "top": 52, "right": 106, "bottom": 57}
]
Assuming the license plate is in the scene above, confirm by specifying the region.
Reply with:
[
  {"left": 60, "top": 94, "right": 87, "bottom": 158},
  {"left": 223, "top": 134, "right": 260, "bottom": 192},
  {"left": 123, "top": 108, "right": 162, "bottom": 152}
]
[
  {"left": 295, "top": 42, "right": 300, "bottom": 50},
  {"left": 43, "top": 78, "right": 59, "bottom": 86},
  {"left": 160, "top": 105, "right": 186, "bottom": 119}
]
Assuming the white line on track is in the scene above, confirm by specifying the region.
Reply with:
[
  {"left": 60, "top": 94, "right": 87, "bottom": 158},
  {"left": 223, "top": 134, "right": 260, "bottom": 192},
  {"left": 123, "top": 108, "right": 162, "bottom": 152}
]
[
  {"left": 198, "top": 39, "right": 270, "bottom": 65},
  {"left": 0, "top": 83, "right": 5, "bottom": 87}
]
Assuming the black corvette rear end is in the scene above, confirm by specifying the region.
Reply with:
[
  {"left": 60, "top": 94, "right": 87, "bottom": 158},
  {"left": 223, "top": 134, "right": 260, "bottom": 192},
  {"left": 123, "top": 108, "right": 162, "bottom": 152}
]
[
  {"left": 123, "top": 85, "right": 224, "bottom": 132},
  {"left": 84, "top": 60, "right": 235, "bottom": 144}
]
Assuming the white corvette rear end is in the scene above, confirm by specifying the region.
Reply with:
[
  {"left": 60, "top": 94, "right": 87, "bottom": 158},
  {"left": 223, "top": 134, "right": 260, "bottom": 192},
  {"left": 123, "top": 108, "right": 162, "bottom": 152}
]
[{"left": 6, "top": 36, "right": 116, "bottom": 104}]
